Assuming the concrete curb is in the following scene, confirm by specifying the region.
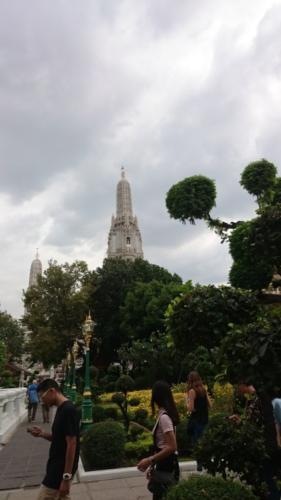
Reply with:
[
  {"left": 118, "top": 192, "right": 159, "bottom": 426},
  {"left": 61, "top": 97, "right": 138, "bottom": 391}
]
[{"left": 77, "top": 458, "right": 197, "bottom": 482}]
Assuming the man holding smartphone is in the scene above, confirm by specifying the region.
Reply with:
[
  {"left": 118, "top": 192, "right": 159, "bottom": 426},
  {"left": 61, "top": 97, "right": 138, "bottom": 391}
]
[{"left": 29, "top": 378, "right": 80, "bottom": 500}]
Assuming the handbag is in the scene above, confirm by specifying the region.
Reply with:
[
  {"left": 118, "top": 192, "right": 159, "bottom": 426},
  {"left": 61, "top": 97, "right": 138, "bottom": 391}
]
[{"left": 147, "top": 458, "right": 179, "bottom": 495}]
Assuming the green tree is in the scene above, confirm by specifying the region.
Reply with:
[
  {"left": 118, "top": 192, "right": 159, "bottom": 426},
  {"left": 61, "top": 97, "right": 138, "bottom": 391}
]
[
  {"left": 23, "top": 260, "right": 90, "bottom": 367},
  {"left": 166, "top": 285, "right": 260, "bottom": 355},
  {"left": 120, "top": 280, "right": 191, "bottom": 341},
  {"left": 219, "top": 314, "right": 281, "bottom": 393},
  {"left": 166, "top": 159, "right": 281, "bottom": 290},
  {"left": 89, "top": 258, "right": 182, "bottom": 364},
  {"left": 0, "top": 310, "right": 25, "bottom": 361},
  {"left": 118, "top": 331, "right": 180, "bottom": 386},
  {"left": 166, "top": 175, "right": 216, "bottom": 224}
]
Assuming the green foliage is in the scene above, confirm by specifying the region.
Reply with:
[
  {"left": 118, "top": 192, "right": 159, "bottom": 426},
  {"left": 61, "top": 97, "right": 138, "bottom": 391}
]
[
  {"left": 195, "top": 414, "right": 267, "bottom": 494},
  {"left": 166, "top": 175, "right": 216, "bottom": 224},
  {"left": 220, "top": 315, "right": 281, "bottom": 393},
  {"left": 92, "top": 405, "right": 106, "bottom": 423},
  {"left": 124, "top": 432, "right": 153, "bottom": 460},
  {"left": 115, "top": 374, "right": 135, "bottom": 395},
  {"left": 112, "top": 375, "right": 136, "bottom": 431},
  {"left": 0, "top": 310, "right": 25, "bottom": 361},
  {"left": 81, "top": 421, "right": 126, "bottom": 470},
  {"left": 0, "top": 341, "right": 5, "bottom": 372},
  {"left": 176, "top": 419, "right": 192, "bottom": 456},
  {"left": 103, "top": 406, "right": 118, "bottom": 420},
  {"left": 229, "top": 207, "right": 281, "bottom": 290},
  {"left": 120, "top": 280, "right": 188, "bottom": 341},
  {"left": 184, "top": 345, "right": 217, "bottom": 389},
  {"left": 166, "top": 476, "right": 257, "bottom": 500},
  {"left": 100, "top": 363, "right": 122, "bottom": 392},
  {"left": 118, "top": 331, "right": 180, "bottom": 386},
  {"left": 23, "top": 260, "right": 90, "bottom": 366},
  {"left": 240, "top": 159, "right": 277, "bottom": 203},
  {"left": 166, "top": 285, "right": 260, "bottom": 354},
  {"left": 89, "top": 258, "right": 181, "bottom": 364},
  {"left": 133, "top": 408, "right": 148, "bottom": 425},
  {"left": 166, "top": 158, "right": 281, "bottom": 291}
]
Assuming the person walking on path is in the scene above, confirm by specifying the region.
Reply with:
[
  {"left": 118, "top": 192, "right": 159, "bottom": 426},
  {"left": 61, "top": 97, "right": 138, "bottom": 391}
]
[
  {"left": 186, "top": 371, "right": 211, "bottom": 470},
  {"left": 137, "top": 380, "right": 180, "bottom": 500},
  {"left": 29, "top": 378, "right": 80, "bottom": 500},
  {"left": 27, "top": 379, "right": 39, "bottom": 422}
]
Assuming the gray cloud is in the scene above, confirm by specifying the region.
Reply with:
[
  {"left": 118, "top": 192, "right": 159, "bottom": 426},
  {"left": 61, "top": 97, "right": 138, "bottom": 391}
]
[{"left": 0, "top": 0, "right": 280, "bottom": 316}]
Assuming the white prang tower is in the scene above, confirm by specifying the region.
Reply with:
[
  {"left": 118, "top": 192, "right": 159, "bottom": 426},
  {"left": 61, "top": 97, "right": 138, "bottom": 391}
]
[
  {"left": 28, "top": 249, "right": 42, "bottom": 287},
  {"left": 107, "top": 168, "right": 144, "bottom": 260}
]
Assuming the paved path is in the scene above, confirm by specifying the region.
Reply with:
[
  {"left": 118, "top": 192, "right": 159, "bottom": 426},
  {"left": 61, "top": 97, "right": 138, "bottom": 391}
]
[
  {"left": 0, "top": 477, "right": 151, "bottom": 499},
  {"left": 0, "top": 419, "right": 51, "bottom": 490},
  {"left": 0, "top": 417, "right": 151, "bottom": 499}
]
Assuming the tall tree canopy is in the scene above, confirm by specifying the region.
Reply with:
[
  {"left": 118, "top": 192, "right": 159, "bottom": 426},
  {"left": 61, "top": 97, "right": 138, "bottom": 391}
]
[
  {"left": 88, "top": 258, "right": 182, "bottom": 364},
  {"left": 166, "top": 159, "right": 281, "bottom": 291},
  {"left": 0, "top": 310, "right": 25, "bottom": 361},
  {"left": 166, "top": 285, "right": 260, "bottom": 354},
  {"left": 120, "top": 280, "right": 191, "bottom": 342},
  {"left": 23, "top": 260, "right": 90, "bottom": 367}
]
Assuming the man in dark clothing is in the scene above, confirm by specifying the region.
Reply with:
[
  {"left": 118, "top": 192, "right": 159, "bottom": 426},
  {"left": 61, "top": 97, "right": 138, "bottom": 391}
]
[{"left": 29, "top": 379, "right": 80, "bottom": 500}]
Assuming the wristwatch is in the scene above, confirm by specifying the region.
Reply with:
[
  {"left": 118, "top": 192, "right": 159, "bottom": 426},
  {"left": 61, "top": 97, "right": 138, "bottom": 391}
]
[{"left": 62, "top": 473, "right": 72, "bottom": 481}]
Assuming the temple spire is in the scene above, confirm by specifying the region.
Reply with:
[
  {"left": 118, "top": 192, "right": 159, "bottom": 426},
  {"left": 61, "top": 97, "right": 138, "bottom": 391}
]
[
  {"left": 107, "top": 170, "right": 144, "bottom": 261},
  {"left": 28, "top": 250, "right": 42, "bottom": 288}
]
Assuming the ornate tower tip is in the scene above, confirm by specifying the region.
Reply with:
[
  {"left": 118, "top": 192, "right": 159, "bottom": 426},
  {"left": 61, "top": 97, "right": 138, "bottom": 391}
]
[
  {"left": 121, "top": 166, "right": 125, "bottom": 179},
  {"left": 36, "top": 248, "right": 39, "bottom": 259}
]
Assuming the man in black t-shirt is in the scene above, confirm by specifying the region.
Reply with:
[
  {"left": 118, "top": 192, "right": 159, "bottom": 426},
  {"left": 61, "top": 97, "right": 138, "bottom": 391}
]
[{"left": 29, "top": 379, "right": 80, "bottom": 500}]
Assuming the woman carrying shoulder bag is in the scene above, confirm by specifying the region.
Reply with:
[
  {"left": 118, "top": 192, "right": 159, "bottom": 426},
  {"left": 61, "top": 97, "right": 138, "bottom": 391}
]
[{"left": 137, "top": 380, "right": 180, "bottom": 500}]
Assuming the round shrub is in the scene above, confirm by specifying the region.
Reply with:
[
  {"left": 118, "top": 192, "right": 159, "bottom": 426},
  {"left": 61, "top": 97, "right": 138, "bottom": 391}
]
[
  {"left": 195, "top": 414, "right": 267, "bottom": 492},
  {"left": 129, "top": 422, "right": 145, "bottom": 441},
  {"left": 125, "top": 433, "right": 153, "bottom": 460},
  {"left": 129, "top": 397, "right": 140, "bottom": 407},
  {"left": 81, "top": 421, "right": 126, "bottom": 470},
  {"left": 104, "top": 406, "right": 118, "bottom": 420},
  {"left": 92, "top": 405, "right": 106, "bottom": 423},
  {"left": 115, "top": 374, "right": 135, "bottom": 394},
  {"left": 166, "top": 476, "right": 257, "bottom": 500},
  {"left": 134, "top": 408, "right": 148, "bottom": 424}
]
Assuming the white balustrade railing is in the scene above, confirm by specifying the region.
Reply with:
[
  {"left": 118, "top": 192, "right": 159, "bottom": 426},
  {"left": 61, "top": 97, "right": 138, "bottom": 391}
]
[{"left": 0, "top": 388, "right": 27, "bottom": 443}]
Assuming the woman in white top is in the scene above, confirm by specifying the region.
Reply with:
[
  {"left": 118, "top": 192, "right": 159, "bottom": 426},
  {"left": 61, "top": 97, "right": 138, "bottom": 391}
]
[{"left": 137, "top": 381, "right": 180, "bottom": 500}]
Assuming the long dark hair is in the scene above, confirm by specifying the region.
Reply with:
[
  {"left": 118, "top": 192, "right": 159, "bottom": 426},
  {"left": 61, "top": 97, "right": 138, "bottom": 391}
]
[
  {"left": 151, "top": 380, "right": 179, "bottom": 426},
  {"left": 186, "top": 371, "right": 206, "bottom": 397}
]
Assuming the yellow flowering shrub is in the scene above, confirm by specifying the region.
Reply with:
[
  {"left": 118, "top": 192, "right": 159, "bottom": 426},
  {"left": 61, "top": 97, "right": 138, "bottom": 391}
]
[
  {"left": 211, "top": 382, "right": 234, "bottom": 414},
  {"left": 100, "top": 389, "right": 187, "bottom": 417}
]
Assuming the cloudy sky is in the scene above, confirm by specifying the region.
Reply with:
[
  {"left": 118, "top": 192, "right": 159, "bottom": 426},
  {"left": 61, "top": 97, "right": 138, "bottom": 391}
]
[{"left": 1, "top": 0, "right": 281, "bottom": 317}]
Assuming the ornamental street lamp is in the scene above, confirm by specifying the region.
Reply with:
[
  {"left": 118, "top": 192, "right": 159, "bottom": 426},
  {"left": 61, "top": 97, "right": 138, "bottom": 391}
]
[
  {"left": 69, "top": 340, "right": 79, "bottom": 404},
  {"left": 81, "top": 312, "right": 95, "bottom": 429}
]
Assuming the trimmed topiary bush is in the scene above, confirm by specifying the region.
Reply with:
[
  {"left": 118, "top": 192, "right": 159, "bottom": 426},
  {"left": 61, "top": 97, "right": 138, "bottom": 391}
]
[
  {"left": 194, "top": 414, "right": 267, "bottom": 494},
  {"left": 92, "top": 404, "right": 106, "bottom": 422},
  {"left": 81, "top": 421, "right": 126, "bottom": 470},
  {"left": 104, "top": 406, "right": 118, "bottom": 420},
  {"left": 134, "top": 408, "right": 148, "bottom": 425},
  {"left": 125, "top": 432, "right": 153, "bottom": 461},
  {"left": 166, "top": 476, "right": 257, "bottom": 500}
]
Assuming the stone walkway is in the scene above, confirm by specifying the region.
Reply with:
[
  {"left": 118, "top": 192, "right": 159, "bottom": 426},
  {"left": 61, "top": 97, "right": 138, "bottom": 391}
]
[
  {"left": 0, "top": 420, "right": 51, "bottom": 490},
  {"left": 0, "top": 418, "right": 151, "bottom": 499},
  {"left": 0, "top": 477, "right": 151, "bottom": 499}
]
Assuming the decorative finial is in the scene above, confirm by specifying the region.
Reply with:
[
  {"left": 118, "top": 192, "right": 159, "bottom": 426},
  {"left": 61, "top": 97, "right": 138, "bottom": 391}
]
[
  {"left": 121, "top": 166, "right": 125, "bottom": 179},
  {"left": 36, "top": 248, "right": 39, "bottom": 259}
]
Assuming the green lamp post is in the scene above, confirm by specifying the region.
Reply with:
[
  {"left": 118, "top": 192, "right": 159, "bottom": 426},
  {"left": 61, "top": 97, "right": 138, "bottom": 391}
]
[
  {"left": 81, "top": 312, "right": 95, "bottom": 430},
  {"left": 69, "top": 340, "right": 78, "bottom": 404}
]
